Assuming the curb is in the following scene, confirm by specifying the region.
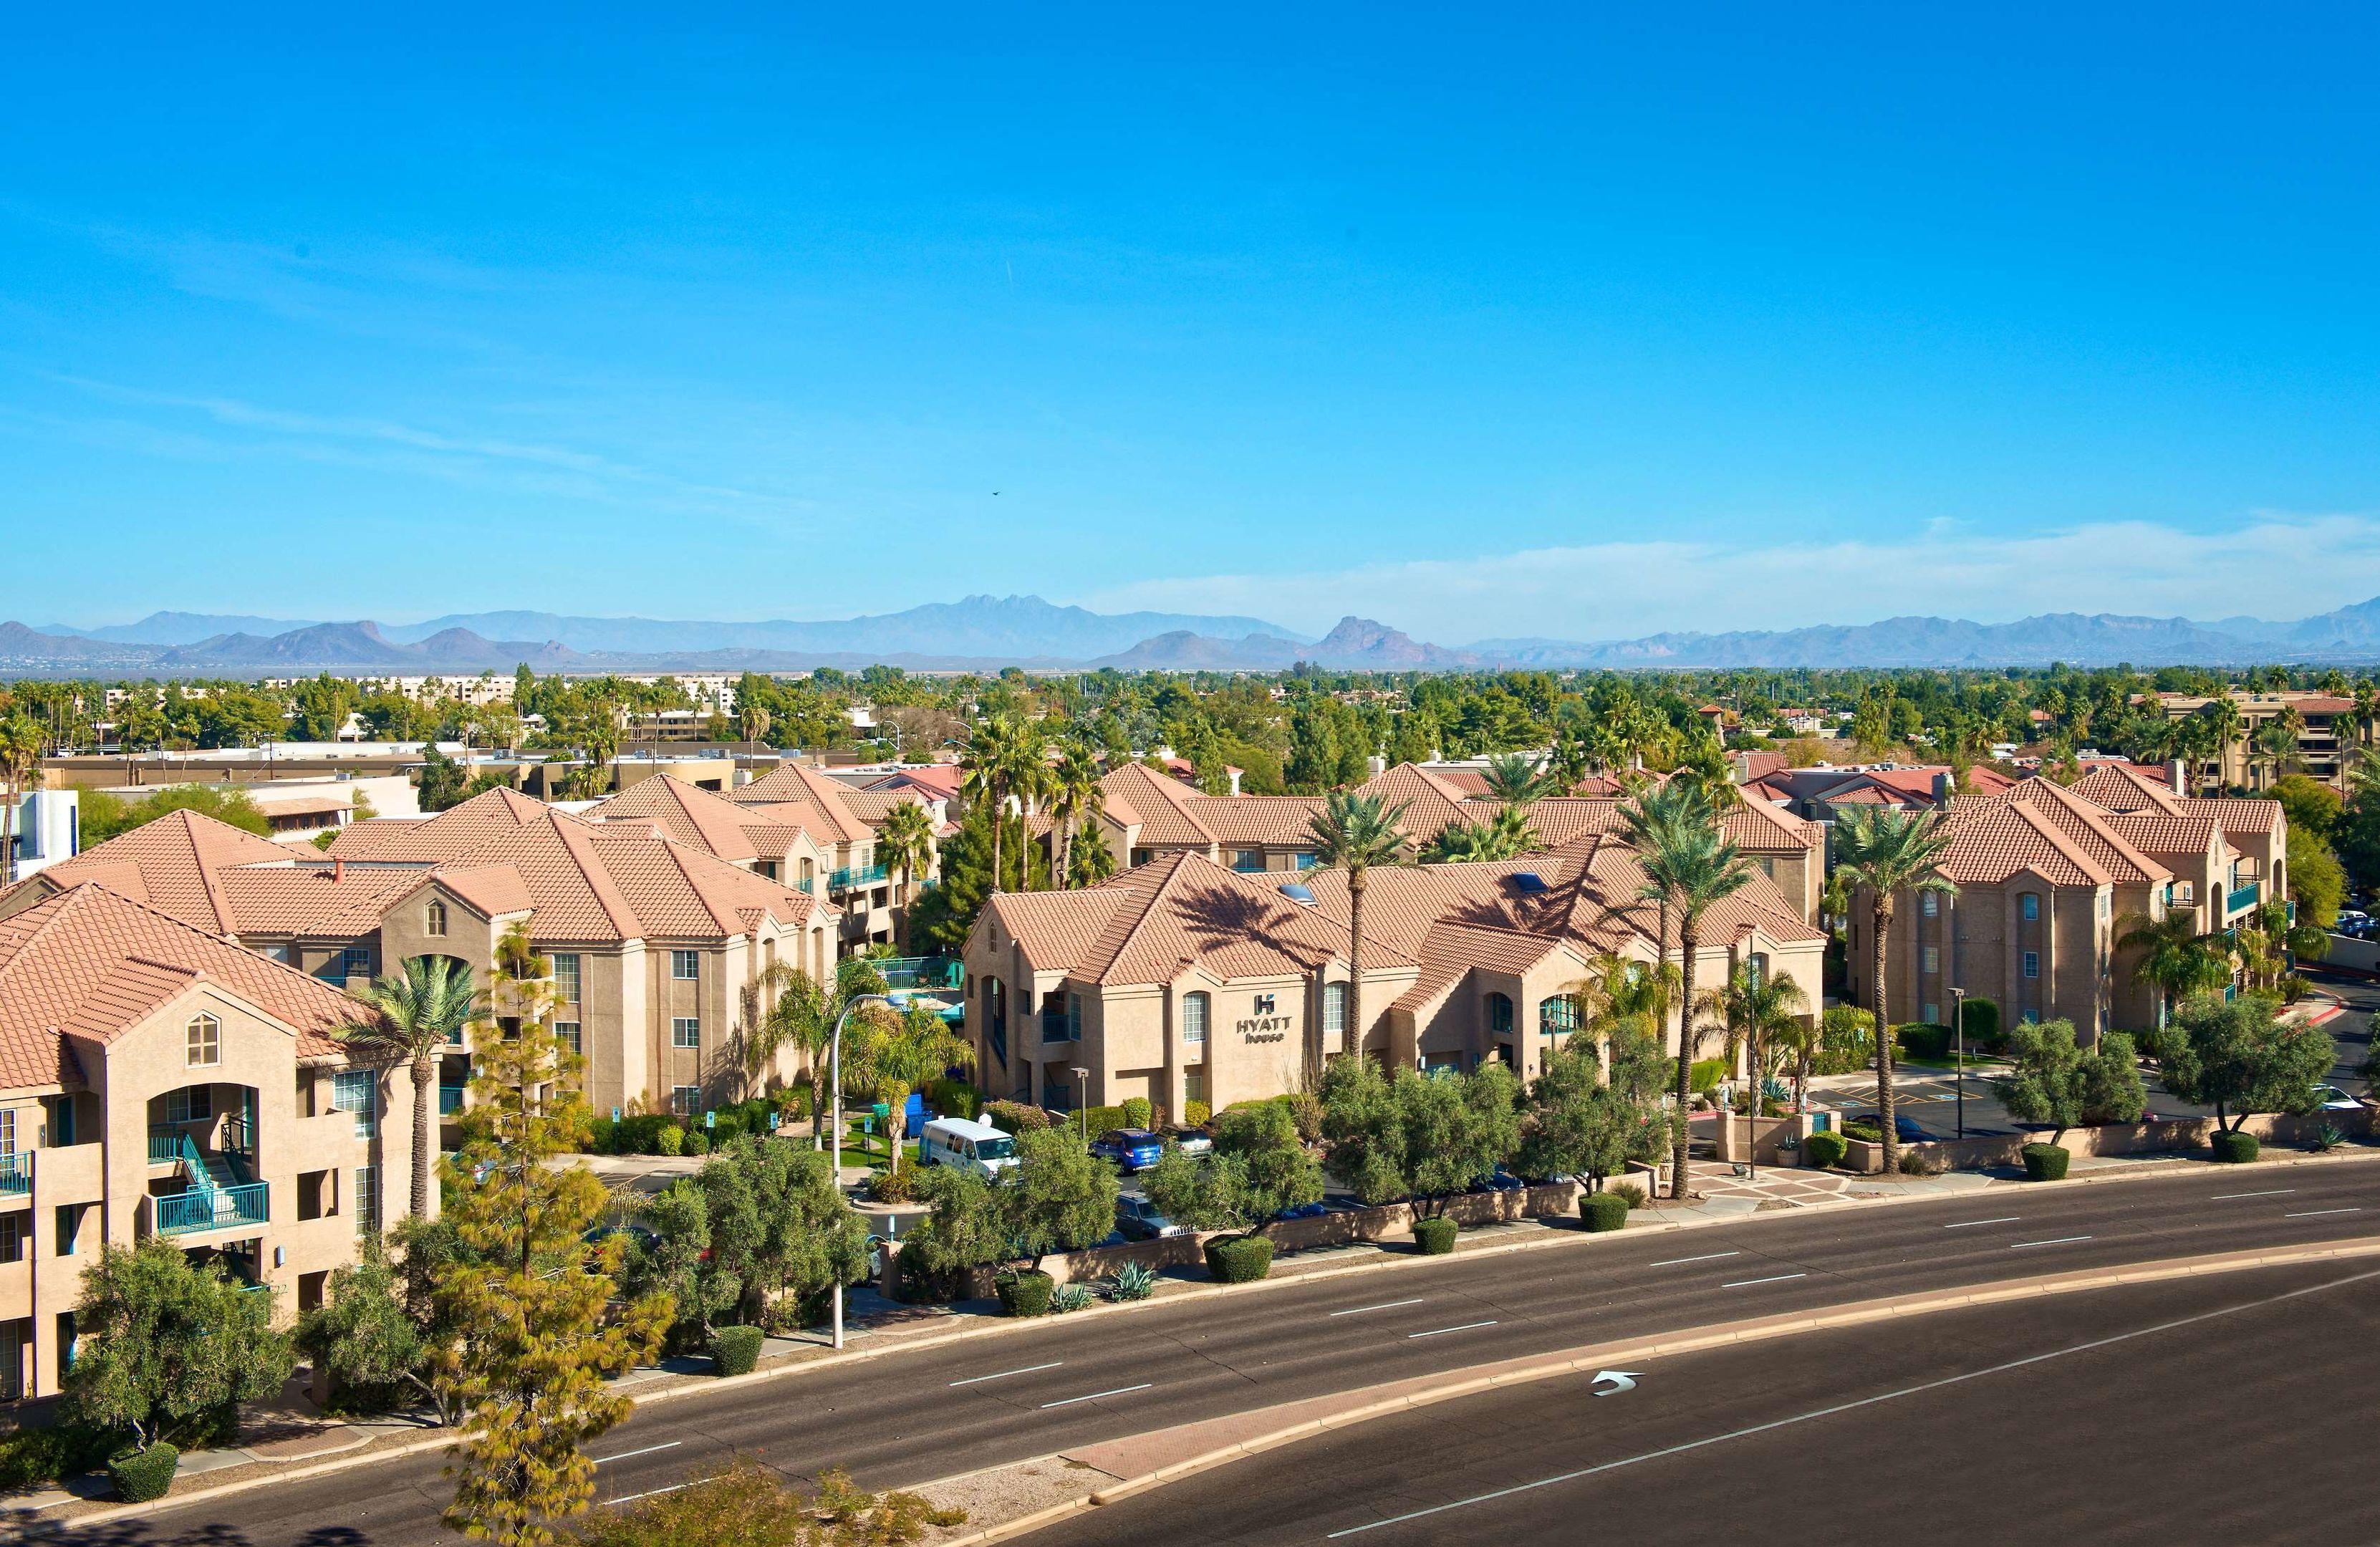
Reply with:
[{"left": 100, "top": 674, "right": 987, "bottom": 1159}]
[{"left": 930, "top": 1234, "right": 2380, "bottom": 1546}]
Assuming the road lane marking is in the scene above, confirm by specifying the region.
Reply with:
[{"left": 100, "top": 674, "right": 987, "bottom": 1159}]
[
  {"left": 1040, "top": 1383, "right": 1152, "bottom": 1409},
  {"left": 594, "top": 1442, "right": 681, "bottom": 1465},
  {"left": 1408, "top": 1321, "right": 1498, "bottom": 1339},
  {"left": 2285, "top": 1208, "right": 2363, "bottom": 1218},
  {"left": 2211, "top": 1189, "right": 2295, "bottom": 1200},
  {"left": 1649, "top": 1251, "right": 1741, "bottom": 1267},
  {"left": 1942, "top": 1218, "right": 2021, "bottom": 1229},
  {"left": 2010, "top": 1236, "right": 2091, "bottom": 1249},
  {"left": 1331, "top": 1298, "right": 1425, "bottom": 1317},
  {"left": 604, "top": 1481, "right": 695, "bottom": 1506},
  {"left": 1720, "top": 1273, "right": 1807, "bottom": 1288},
  {"left": 948, "top": 1362, "right": 1063, "bottom": 1386},
  {"left": 1326, "top": 1263, "right": 2380, "bottom": 1538}
]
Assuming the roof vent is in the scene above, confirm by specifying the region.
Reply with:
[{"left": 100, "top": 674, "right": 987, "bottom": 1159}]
[
  {"left": 1278, "top": 882, "right": 1317, "bottom": 906},
  {"left": 1510, "top": 871, "right": 1548, "bottom": 894}
]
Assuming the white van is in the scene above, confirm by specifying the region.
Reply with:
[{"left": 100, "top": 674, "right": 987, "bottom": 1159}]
[{"left": 919, "top": 1116, "right": 1019, "bottom": 1180}]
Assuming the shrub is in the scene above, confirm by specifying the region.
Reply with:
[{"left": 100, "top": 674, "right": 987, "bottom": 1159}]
[
  {"left": 1688, "top": 1058, "right": 1728, "bottom": 1096},
  {"left": 1895, "top": 1023, "right": 1953, "bottom": 1062},
  {"left": 1960, "top": 996, "right": 2003, "bottom": 1051},
  {"left": 1184, "top": 1099, "right": 1212, "bottom": 1127},
  {"left": 2211, "top": 1129, "right": 2261, "bottom": 1164},
  {"left": 0, "top": 1424, "right": 109, "bottom": 1490},
  {"left": 1580, "top": 1192, "right": 1630, "bottom": 1232},
  {"left": 1051, "top": 1283, "right": 1095, "bottom": 1314},
  {"left": 1287, "top": 1091, "right": 1324, "bottom": 1144},
  {"left": 995, "top": 1270, "right": 1055, "bottom": 1318},
  {"left": 983, "top": 1099, "right": 1051, "bottom": 1135},
  {"left": 655, "top": 1125, "right": 685, "bottom": 1157},
  {"left": 1898, "top": 1148, "right": 1942, "bottom": 1177},
  {"left": 2020, "top": 1142, "right": 2070, "bottom": 1182},
  {"left": 1412, "top": 1216, "right": 1458, "bottom": 1254},
  {"left": 1609, "top": 1180, "right": 1649, "bottom": 1210},
  {"left": 925, "top": 1079, "right": 982, "bottom": 1122},
  {"left": 865, "top": 1165, "right": 920, "bottom": 1203},
  {"left": 710, "top": 1325, "right": 764, "bottom": 1377},
  {"left": 585, "top": 1117, "right": 617, "bottom": 1155},
  {"left": 107, "top": 1442, "right": 180, "bottom": 1503},
  {"left": 2313, "top": 1124, "right": 2348, "bottom": 1153},
  {"left": 685, "top": 1131, "right": 711, "bottom": 1155},
  {"left": 1121, "top": 1097, "right": 1154, "bottom": 1130},
  {"left": 1076, "top": 1104, "right": 1130, "bottom": 1139},
  {"left": 1840, "top": 1121, "right": 1883, "bottom": 1144},
  {"left": 1803, "top": 1130, "right": 1849, "bottom": 1170},
  {"left": 710, "top": 1114, "right": 746, "bottom": 1147},
  {"left": 1109, "top": 1263, "right": 1157, "bottom": 1301},
  {"left": 1203, "top": 1234, "right": 1273, "bottom": 1283}
]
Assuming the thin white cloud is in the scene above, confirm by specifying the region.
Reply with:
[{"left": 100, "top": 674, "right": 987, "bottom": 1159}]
[{"left": 1080, "top": 514, "right": 2380, "bottom": 642}]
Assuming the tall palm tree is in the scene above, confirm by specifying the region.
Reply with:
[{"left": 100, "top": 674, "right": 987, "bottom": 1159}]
[
  {"left": 875, "top": 798, "right": 936, "bottom": 948},
  {"left": 1422, "top": 804, "right": 1539, "bottom": 863},
  {"left": 847, "top": 1001, "right": 975, "bottom": 1172},
  {"left": 0, "top": 715, "right": 44, "bottom": 886},
  {"left": 336, "top": 955, "right": 483, "bottom": 1220},
  {"left": 2116, "top": 910, "right": 2230, "bottom": 1028},
  {"left": 760, "top": 955, "right": 893, "bottom": 1144},
  {"left": 1830, "top": 806, "right": 1959, "bottom": 1177},
  {"left": 1003, "top": 719, "right": 1054, "bottom": 889},
  {"left": 959, "top": 715, "right": 1018, "bottom": 893},
  {"left": 1479, "top": 752, "right": 1555, "bottom": 803},
  {"left": 1622, "top": 783, "right": 1757, "bottom": 1198},
  {"left": 2196, "top": 695, "right": 2244, "bottom": 786},
  {"left": 1694, "top": 965, "right": 1808, "bottom": 1177},
  {"left": 1768, "top": 1008, "right": 1823, "bottom": 1114},
  {"left": 1045, "top": 740, "right": 1106, "bottom": 889},
  {"left": 1305, "top": 789, "right": 1412, "bottom": 1059}
]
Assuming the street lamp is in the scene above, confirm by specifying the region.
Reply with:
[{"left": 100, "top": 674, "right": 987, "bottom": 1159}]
[
  {"left": 829, "top": 991, "right": 895, "bottom": 1351},
  {"left": 1949, "top": 985, "right": 1968, "bottom": 1141},
  {"left": 1070, "top": 1066, "right": 1090, "bottom": 1140}
]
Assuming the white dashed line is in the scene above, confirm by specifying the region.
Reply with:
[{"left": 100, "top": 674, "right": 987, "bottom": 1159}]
[
  {"left": 948, "top": 1362, "right": 1064, "bottom": 1387},
  {"left": 1331, "top": 1298, "right": 1426, "bottom": 1317},
  {"left": 2284, "top": 1208, "right": 2362, "bottom": 1218},
  {"left": 1942, "top": 1217, "right": 2021, "bottom": 1229},
  {"left": 1040, "top": 1383, "right": 1153, "bottom": 1409},
  {"left": 2010, "top": 1235, "right": 2092, "bottom": 1249},
  {"left": 1649, "top": 1251, "right": 1742, "bottom": 1267},
  {"left": 1721, "top": 1273, "right": 1808, "bottom": 1288},
  {"left": 1408, "top": 1321, "right": 1499, "bottom": 1339},
  {"left": 594, "top": 1442, "right": 681, "bottom": 1465}
]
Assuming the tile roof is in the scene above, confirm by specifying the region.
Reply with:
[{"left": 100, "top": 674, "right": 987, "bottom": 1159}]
[
  {"left": 724, "top": 763, "right": 869, "bottom": 844},
  {"left": 1099, "top": 762, "right": 1215, "bottom": 847},
  {"left": 326, "top": 785, "right": 556, "bottom": 861},
  {"left": 2066, "top": 762, "right": 2184, "bottom": 814},
  {"left": 1952, "top": 778, "right": 2167, "bottom": 886},
  {"left": 0, "top": 883, "right": 365, "bottom": 1092},
  {"left": 844, "top": 786, "right": 933, "bottom": 824},
  {"left": 6, "top": 809, "right": 292, "bottom": 935}
]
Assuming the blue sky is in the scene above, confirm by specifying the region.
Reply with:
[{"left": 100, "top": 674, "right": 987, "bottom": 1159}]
[{"left": 5, "top": 4, "right": 2379, "bottom": 642}]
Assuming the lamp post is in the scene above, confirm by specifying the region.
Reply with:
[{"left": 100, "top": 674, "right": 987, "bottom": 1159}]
[
  {"left": 1070, "top": 1066, "right": 1090, "bottom": 1140},
  {"left": 829, "top": 991, "right": 894, "bottom": 1351},
  {"left": 1949, "top": 985, "right": 1968, "bottom": 1142}
]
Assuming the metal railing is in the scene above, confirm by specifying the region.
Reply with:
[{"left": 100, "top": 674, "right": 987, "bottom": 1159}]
[
  {"left": 877, "top": 955, "right": 963, "bottom": 991},
  {"left": 156, "top": 1182, "right": 268, "bottom": 1235},
  {"left": 439, "top": 1085, "right": 467, "bottom": 1115},
  {"left": 829, "top": 862, "right": 890, "bottom": 893},
  {"left": 0, "top": 1152, "right": 27, "bottom": 1197},
  {"left": 2227, "top": 880, "right": 2262, "bottom": 917}
]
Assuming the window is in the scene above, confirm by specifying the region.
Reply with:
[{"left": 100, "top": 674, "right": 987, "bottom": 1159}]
[
  {"left": 2021, "top": 1008, "right": 2040, "bottom": 1024},
  {"left": 343, "top": 947, "right": 373, "bottom": 979},
  {"left": 186, "top": 1013, "right": 221, "bottom": 1068},
  {"left": 1323, "top": 983, "right": 1349, "bottom": 1040},
  {"left": 0, "top": 1107, "right": 13, "bottom": 1156},
  {"left": 1922, "top": 892, "right": 1938, "bottom": 917},
  {"left": 2099, "top": 892, "right": 2111, "bottom": 922},
  {"left": 1182, "top": 991, "right": 1210, "bottom": 1046},
  {"left": 55, "top": 1203, "right": 84, "bottom": 1257},
  {"left": 1924, "top": 1002, "right": 1940, "bottom": 1024},
  {"left": 354, "top": 1166, "right": 380, "bottom": 1235},
  {"left": 2021, "top": 894, "right": 2040, "bottom": 922},
  {"left": 0, "top": 1213, "right": 24, "bottom": 1265},
  {"left": 425, "top": 899, "right": 448, "bottom": 937},
  {"left": 551, "top": 953, "right": 581, "bottom": 1004},
  {"left": 672, "top": 1085, "right": 700, "bottom": 1116},
  {"left": 1485, "top": 993, "right": 1514, "bottom": 1035},
  {"left": 1066, "top": 992, "right": 1082, "bottom": 1042},
  {"left": 672, "top": 1017, "right": 700, "bottom": 1049},
  {"left": 165, "top": 1086, "right": 211, "bottom": 1125},
  {"left": 333, "top": 1069, "right": 376, "bottom": 1138},
  {"left": 1183, "top": 1067, "right": 1207, "bottom": 1107},
  {"left": 256, "top": 943, "right": 291, "bottom": 965},
  {"left": 555, "top": 1021, "right": 582, "bottom": 1055},
  {"left": 2023, "top": 950, "right": 2040, "bottom": 980},
  {"left": 1538, "top": 995, "right": 1580, "bottom": 1038},
  {"left": 1233, "top": 849, "right": 1263, "bottom": 872},
  {"left": 1922, "top": 945, "right": 1939, "bottom": 974},
  {"left": 671, "top": 950, "right": 700, "bottom": 981}
]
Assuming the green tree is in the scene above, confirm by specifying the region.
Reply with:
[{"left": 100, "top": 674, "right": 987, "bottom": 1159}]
[
  {"left": 562, "top": 1457, "right": 963, "bottom": 1547},
  {"left": 895, "top": 1166, "right": 1008, "bottom": 1298},
  {"left": 1695, "top": 965, "right": 1809, "bottom": 1147},
  {"left": 1830, "top": 804, "right": 1959, "bottom": 1177},
  {"left": 418, "top": 743, "right": 471, "bottom": 811},
  {"left": 847, "top": 1001, "right": 975, "bottom": 1170},
  {"left": 958, "top": 715, "right": 1019, "bottom": 895},
  {"left": 1316, "top": 1059, "right": 1522, "bottom": 1218},
  {"left": 0, "top": 714, "right": 44, "bottom": 883},
  {"left": 1518, "top": 1041, "right": 1647, "bottom": 1190},
  {"left": 63, "top": 1237, "right": 295, "bottom": 1450},
  {"left": 1044, "top": 739, "right": 1105, "bottom": 891},
  {"left": 295, "top": 1236, "right": 442, "bottom": 1417},
  {"left": 1993, "top": 1020, "right": 2146, "bottom": 1145},
  {"left": 80, "top": 783, "right": 273, "bottom": 846},
  {"left": 2118, "top": 910, "right": 2232, "bottom": 1026},
  {"left": 1304, "top": 789, "right": 1412, "bottom": 1056},
  {"left": 690, "top": 1139, "right": 870, "bottom": 1330},
  {"left": 1003, "top": 1127, "right": 1120, "bottom": 1268},
  {"left": 2153, "top": 993, "right": 2335, "bottom": 1132},
  {"left": 1142, "top": 1099, "right": 1324, "bottom": 1233},
  {"left": 337, "top": 955, "right": 481, "bottom": 1220},
  {"left": 875, "top": 796, "right": 937, "bottom": 943},
  {"left": 1478, "top": 751, "right": 1554, "bottom": 802}
]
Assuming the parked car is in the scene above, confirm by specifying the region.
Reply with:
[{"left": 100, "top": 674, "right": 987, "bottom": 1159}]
[
  {"left": 1161, "top": 1124, "right": 1213, "bottom": 1157},
  {"left": 1845, "top": 1111, "right": 1932, "bottom": 1144},
  {"left": 1272, "top": 1200, "right": 1329, "bottom": 1222},
  {"left": 1472, "top": 1169, "right": 1526, "bottom": 1192},
  {"left": 2313, "top": 1084, "right": 2371, "bottom": 1112},
  {"left": 1090, "top": 1128, "right": 1167, "bottom": 1172},
  {"left": 1115, "top": 1195, "right": 1187, "bottom": 1239}
]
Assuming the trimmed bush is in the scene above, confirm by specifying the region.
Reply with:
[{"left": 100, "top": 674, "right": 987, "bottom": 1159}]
[
  {"left": 1183, "top": 1099, "right": 1211, "bottom": 1127},
  {"left": 1894, "top": 1023, "right": 1953, "bottom": 1062},
  {"left": 710, "top": 1325, "right": 763, "bottom": 1377},
  {"left": 1841, "top": 1121, "right": 1883, "bottom": 1144},
  {"left": 1203, "top": 1234, "right": 1274, "bottom": 1283},
  {"left": 710, "top": 1114, "right": 746, "bottom": 1147},
  {"left": 655, "top": 1124, "right": 685, "bottom": 1157},
  {"left": 996, "top": 1270, "right": 1055, "bottom": 1317},
  {"left": 0, "top": 1424, "right": 108, "bottom": 1491},
  {"left": 983, "top": 1099, "right": 1052, "bottom": 1135},
  {"left": 107, "top": 1442, "right": 180, "bottom": 1503},
  {"left": 684, "top": 1130, "right": 710, "bottom": 1155},
  {"left": 1412, "top": 1216, "right": 1458, "bottom": 1254},
  {"left": 1803, "top": 1130, "right": 1849, "bottom": 1170},
  {"left": 1960, "top": 996, "right": 2003, "bottom": 1051},
  {"left": 1076, "top": 1104, "right": 1130, "bottom": 1139},
  {"left": 2211, "top": 1129, "right": 2261, "bottom": 1165},
  {"left": 1688, "top": 1058, "right": 1728, "bottom": 1096},
  {"left": 1121, "top": 1097, "right": 1154, "bottom": 1130},
  {"left": 1580, "top": 1192, "right": 1631, "bottom": 1232},
  {"left": 866, "top": 1164, "right": 921, "bottom": 1203},
  {"left": 2020, "top": 1142, "right": 2071, "bottom": 1182}
]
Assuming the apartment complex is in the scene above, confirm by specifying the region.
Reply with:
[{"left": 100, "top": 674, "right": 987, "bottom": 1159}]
[
  {"left": 0, "top": 882, "right": 426, "bottom": 1404},
  {"left": 1845, "top": 768, "right": 2287, "bottom": 1036},
  {"left": 2157, "top": 691, "right": 2359, "bottom": 791}
]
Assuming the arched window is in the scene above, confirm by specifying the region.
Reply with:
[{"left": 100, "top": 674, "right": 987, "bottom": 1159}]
[
  {"left": 1538, "top": 995, "right": 1579, "bottom": 1038},
  {"left": 1182, "top": 991, "right": 1210, "bottom": 1046},
  {"left": 425, "top": 899, "right": 448, "bottom": 937},
  {"left": 186, "top": 1013, "right": 221, "bottom": 1068},
  {"left": 1485, "top": 993, "right": 1514, "bottom": 1035}
]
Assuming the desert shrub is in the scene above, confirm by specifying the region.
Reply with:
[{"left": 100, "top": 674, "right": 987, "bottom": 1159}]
[
  {"left": 2313, "top": 1124, "right": 2348, "bottom": 1153},
  {"left": 1412, "top": 1216, "right": 1458, "bottom": 1255},
  {"left": 1688, "top": 1059, "right": 1728, "bottom": 1096},
  {"left": 1898, "top": 1148, "right": 1942, "bottom": 1177},
  {"left": 1286, "top": 1091, "right": 1324, "bottom": 1144},
  {"left": 2020, "top": 1142, "right": 2070, "bottom": 1182},
  {"left": 1609, "top": 1179, "right": 1649, "bottom": 1209},
  {"left": 1121, "top": 1097, "right": 1154, "bottom": 1130},
  {"left": 1203, "top": 1235, "right": 1273, "bottom": 1283},
  {"left": 1109, "top": 1263, "right": 1157, "bottom": 1302},
  {"left": 995, "top": 1270, "right": 1054, "bottom": 1318},
  {"left": 1051, "top": 1283, "right": 1095, "bottom": 1314},
  {"left": 655, "top": 1125, "right": 685, "bottom": 1157},
  {"left": 107, "top": 1442, "right": 179, "bottom": 1503},
  {"left": 1803, "top": 1130, "right": 1849, "bottom": 1170},
  {"left": 684, "top": 1130, "right": 710, "bottom": 1155},
  {"left": 1580, "top": 1192, "right": 1630, "bottom": 1232},
  {"left": 710, "top": 1325, "right": 763, "bottom": 1377},
  {"left": 2210, "top": 1129, "right": 2261, "bottom": 1164},
  {"left": 1184, "top": 1099, "right": 1212, "bottom": 1127}
]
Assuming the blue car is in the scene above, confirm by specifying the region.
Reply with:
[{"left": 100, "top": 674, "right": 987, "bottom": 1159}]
[
  {"left": 1846, "top": 1112, "right": 1932, "bottom": 1144},
  {"left": 1090, "top": 1128, "right": 1166, "bottom": 1172}
]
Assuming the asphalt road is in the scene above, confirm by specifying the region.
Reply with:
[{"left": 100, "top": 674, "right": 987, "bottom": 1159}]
[
  {"left": 1028, "top": 1255, "right": 2380, "bottom": 1546},
  {"left": 60, "top": 1157, "right": 2380, "bottom": 1547}
]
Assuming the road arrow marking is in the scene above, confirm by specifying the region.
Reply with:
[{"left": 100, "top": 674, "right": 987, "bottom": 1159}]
[{"left": 1591, "top": 1370, "right": 1641, "bottom": 1397}]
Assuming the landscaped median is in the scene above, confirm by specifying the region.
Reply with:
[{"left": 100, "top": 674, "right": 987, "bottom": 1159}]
[{"left": 916, "top": 1234, "right": 2380, "bottom": 1546}]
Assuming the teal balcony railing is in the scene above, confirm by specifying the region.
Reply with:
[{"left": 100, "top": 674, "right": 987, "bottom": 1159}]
[
  {"left": 439, "top": 1085, "right": 467, "bottom": 1115},
  {"left": 829, "top": 862, "right": 890, "bottom": 893},
  {"left": 878, "top": 955, "right": 963, "bottom": 991},
  {"left": 156, "top": 1182, "right": 268, "bottom": 1235},
  {"left": 796, "top": 877, "right": 814, "bottom": 894},
  {"left": 0, "top": 1152, "right": 27, "bottom": 1197},
  {"left": 2227, "top": 880, "right": 2261, "bottom": 917}
]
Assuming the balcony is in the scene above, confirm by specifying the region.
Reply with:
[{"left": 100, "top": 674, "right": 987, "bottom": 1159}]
[
  {"left": 156, "top": 1182, "right": 269, "bottom": 1235},
  {"left": 2227, "top": 881, "right": 2262, "bottom": 917},
  {"left": 796, "top": 877, "right": 814, "bottom": 895},
  {"left": 439, "top": 1084, "right": 467, "bottom": 1115},
  {"left": 879, "top": 955, "right": 962, "bottom": 991},
  {"left": 1040, "top": 1010, "right": 1079, "bottom": 1044},
  {"left": 0, "top": 1152, "right": 27, "bottom": 1198},
  {"left": 828, "top": 862, "right": 890, "bottom": 894}
]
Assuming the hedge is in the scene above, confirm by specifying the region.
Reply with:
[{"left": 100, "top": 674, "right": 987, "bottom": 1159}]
[
  {"left": 1894, "top": 1023, "right": 1953, "bottom": 1062},
  {"left": 1803, "top": 1130, "right": 1849, "bottom": 1170},
  {"left": 1121, "top": 1097, "right": 1154, "bottom": 1129},
  {"left": 107, "top": 1442, "right": 180, "bottom": 1503},
  {"left": 925, "top": 1078, "right": 982, "bottom": 1122},
  {"left": 1204, "top": 1234, "right": 1274, "bottom": 1283},
  {"left": 0, "top": 1424, "right": 110, "bottom": 1490},
  {"left": 1184, "top": 1100, "right": 1211, "bottom": 1127},
  {"left": 1688, "top": 1058, "right": 1728, "bottom": 1096},
  {"left": 2211, "top": 1129, "right": 2260, "bottom": 1165},
  {"left": 710, "top": 1325, "right": 764, "bottom": 1377},
  {"left": 2020, "top": 1142, "right": 2071, "bottom": 1182},
  {"left": 984, "top": 1099, "right": 1053, "bottom": 1135},
  {"left": 1412, "top": 1216, "right": 1458, "bottom": 1255},
  {"left": 1580, "top": 1192, "right": 1630, "bottom": 1233},
  {"left": 1957, "top": 996, "right": 2003, "bottom": 1051},
  {"left": 996, "top": 1269, "right": 1056, "bottom": 1317}
]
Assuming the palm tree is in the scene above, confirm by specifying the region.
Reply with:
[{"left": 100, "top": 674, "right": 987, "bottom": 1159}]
[
  {"left": 2196, "top": 696, "right": 2244, "bottom": 786},
  {"left": 337, "top": 955, "right": 483, "bottom": 1220},
  {"left": 959, "top": 716, "right": 1018, "bottom": 893},
  {"left": 1694, "top": 965, "right": 1808, "bottom": 1177},
  {"left": 761, "top": 955, "right": 893, "bottom": 1144},
  {"left": 1003, "top": 719, "right": 1054, "bottom": 889},
  {"left": 1768, "top": 1008, "right": 1823, "bottom": 1114},
  {"left": 1045, "top": 740, "right": 1106, "bottom": 889},
  {"left": 1305, "top": 789, "right": 1412, "bottom": 1059},
  {"left": 1422, "top": 804, "right": 1539, "bottom": 863},
  {"left": 1622, "top": 783, "right": 1757, "bottom": 1198},
  {"left": 1479, "top": 752, "right": 1555, "bottom": 803},
  {"left": 0, "top": 715, "right": 43, "bottom": 887},
  {"left": 2117, "top": 911, "right": 2230, "bottom": 1027},
  {"left": 875, "top": 799, "right": 936, "bottom": 948},
  {"left": 847, "top": 1001, "right": 975, "bottom": 1173},
  {"left": 1830, "top": 806, "right": 1959, "bottom": 1177}
]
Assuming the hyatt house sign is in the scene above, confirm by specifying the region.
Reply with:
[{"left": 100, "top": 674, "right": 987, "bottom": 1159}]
[{"left": 1235, "top": 993, "right": 1293, "bottom": 1044}]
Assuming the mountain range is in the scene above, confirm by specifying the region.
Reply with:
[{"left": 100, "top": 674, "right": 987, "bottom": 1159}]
[{"left": 14, "top": 593, "right": 2380, "bottom": 675}]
